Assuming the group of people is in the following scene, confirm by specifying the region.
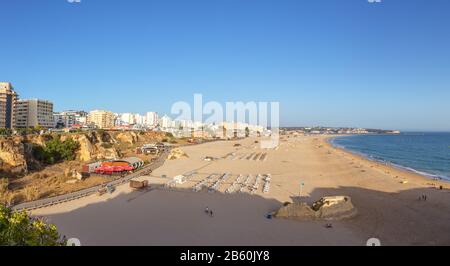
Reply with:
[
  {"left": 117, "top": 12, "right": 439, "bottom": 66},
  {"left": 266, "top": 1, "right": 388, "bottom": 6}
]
[
  {"left": 205, "top": 207, "right": 214, "bottom": 217},
  {"left": 419, "top": 194, "right": 428, "bottom": 201}
]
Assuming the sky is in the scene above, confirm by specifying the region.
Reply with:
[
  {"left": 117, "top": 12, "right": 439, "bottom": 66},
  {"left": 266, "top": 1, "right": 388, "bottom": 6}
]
[{"left": 0, "top": 0, "right": 449, "bottom": 131}]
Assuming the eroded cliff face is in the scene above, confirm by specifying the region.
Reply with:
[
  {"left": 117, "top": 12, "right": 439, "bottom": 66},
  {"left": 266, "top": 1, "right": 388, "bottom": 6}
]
[
  {"left": 114, "top": 131, "right": 166, "bottom": 144},
  {"left": 60, "top": 132, "right": 119, "bottom": 162},
  {"left": 0, "top": 137, "right": 27, "bottom": 175},
  {"left": 0, "top": 131, "right": 166, "bottom": 176},
  {"left": 115, "top": 131, "right": 139, "bottom": 144}
]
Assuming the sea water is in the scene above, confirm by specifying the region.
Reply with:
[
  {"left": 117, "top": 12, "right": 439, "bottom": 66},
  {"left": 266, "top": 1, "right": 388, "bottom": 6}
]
[{"left": 331, "top": 133, "right": 450, "bottom": 181}]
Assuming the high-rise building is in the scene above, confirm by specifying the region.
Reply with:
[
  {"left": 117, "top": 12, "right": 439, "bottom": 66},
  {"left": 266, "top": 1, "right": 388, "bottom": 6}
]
[
  {"left": 113, "top": 113, "right": 121, "bottom": 126},
  {"left": 160, "top": 115, "right": 174, "bottom": 130},
  {"left": 87, "top": 110, "right": 115, "bottom": 129},
  {"left": 146, "top": 112, "right": 158, "bottom": 127},
  {"left": 14, "top": 99, "right": 54, "bottom": 129},
  {"left": 119, "top": 113, "right": 135, "bottom": 125},
  {"left": 0, "top": 82, "right": 18, "bottom": 129},
  {"left": 134, "top": 113, "right": 145, "bottom": 125}
]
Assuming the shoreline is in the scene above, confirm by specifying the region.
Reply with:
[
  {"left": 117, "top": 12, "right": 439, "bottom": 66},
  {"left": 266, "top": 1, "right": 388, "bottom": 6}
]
[
  {"left": 323, "top": 135, "right": 450, "bottom": 189},
  {"left": 31, "top": 135, "right": 450, "bottom": 245}
]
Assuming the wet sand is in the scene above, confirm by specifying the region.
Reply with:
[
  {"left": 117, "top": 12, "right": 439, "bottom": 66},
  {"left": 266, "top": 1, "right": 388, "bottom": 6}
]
[{"left": 32, "top": 135, "right": 450, "bottom": 245}]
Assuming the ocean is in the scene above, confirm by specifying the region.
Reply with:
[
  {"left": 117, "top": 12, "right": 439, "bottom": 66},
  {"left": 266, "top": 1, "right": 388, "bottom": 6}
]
[{"left": 330, "top": 133, "right": 450, "bottom": 181}]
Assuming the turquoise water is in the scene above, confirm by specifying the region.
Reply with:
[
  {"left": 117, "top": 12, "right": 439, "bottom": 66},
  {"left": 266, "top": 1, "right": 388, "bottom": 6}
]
[{"left": 331, "top": 133, "right": 450, "bottom": 181}]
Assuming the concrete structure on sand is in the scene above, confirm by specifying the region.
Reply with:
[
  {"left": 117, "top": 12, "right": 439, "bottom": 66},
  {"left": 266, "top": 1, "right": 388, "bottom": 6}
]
[{"left": 274, "top": 196, "right": 357, "bottom": 221}]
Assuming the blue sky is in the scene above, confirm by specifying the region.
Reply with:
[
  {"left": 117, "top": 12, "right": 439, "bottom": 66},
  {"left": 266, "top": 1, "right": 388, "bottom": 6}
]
[{"left": 1, "top": 0, "right": 449, "bottom": 131}]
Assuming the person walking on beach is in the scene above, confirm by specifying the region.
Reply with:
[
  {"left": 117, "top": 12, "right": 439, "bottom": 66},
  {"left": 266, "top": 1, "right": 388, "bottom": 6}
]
[
  {"left": 205, "top": 207, "right": 209, "bottom": 214},
  {"left": 210, "top": 210, "right": 214, "bottom": 217}
]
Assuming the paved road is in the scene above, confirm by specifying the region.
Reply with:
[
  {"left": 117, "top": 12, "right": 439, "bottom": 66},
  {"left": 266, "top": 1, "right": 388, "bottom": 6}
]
[{"left": 12, "top": 150, "right": 170, "bottom": 211}]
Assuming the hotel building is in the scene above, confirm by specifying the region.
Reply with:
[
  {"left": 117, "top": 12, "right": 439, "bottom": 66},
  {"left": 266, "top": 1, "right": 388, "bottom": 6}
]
[
  {"left": 146, "top": 112, "right": 158, "bottom": 127},
  {"left": 0, "top": 82, "right": 18, "bottom": 129},
  {"left": 14, "top": 99, "right": 54, "bottom": 129},
  {"left": 87, "top": 110, "right": 115, "bottom": 129}
]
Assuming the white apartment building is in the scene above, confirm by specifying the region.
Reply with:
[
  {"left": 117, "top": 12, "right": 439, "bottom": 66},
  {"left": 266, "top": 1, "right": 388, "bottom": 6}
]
[
  {"left": 14, "top": 99, "right": 54, "bottom": 129},
  {"left": 159, "top": 115, "right": 174, "bottom": 129},
  {"left": 218, "top": 121, "right": 266, "bottom": 138},
  {"left": 54, "top": 110, "right": 88, "bottom": 128},
  {"left": 145, "top": 112, "right": 158, "bottom": 127},
  {"left": 117, "top": 112, "right": 158, "bottom": 127},
  {"left": 134, "top": 113, "right": 145, "bottom": 125},
  {"left": 118, "top": 113, "right": 147, "bottom": 126},
  {"left": 120, "top": 113, "right": 135, "bottom": 125}
]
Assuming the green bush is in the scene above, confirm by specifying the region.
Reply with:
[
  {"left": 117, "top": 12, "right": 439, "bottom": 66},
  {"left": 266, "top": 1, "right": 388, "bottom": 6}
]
[
  {"left": 16, "top": 126, "right": 45, "bottom": 136},
  {"left": 0, "top": 129, "right": 12, "bottom": 136},
  {"left": 0, "top": 205, "right": 65, "bottom": 246},
  {"left": 33, "top": 137, "right": 80, "bottom": 165},
  {"left": 101, "top": 143, "right": 113, "bottom": 149}
]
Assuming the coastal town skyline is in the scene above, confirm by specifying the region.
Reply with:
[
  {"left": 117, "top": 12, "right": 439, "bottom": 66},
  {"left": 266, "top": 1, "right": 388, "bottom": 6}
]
[{"left": 2, "top": 81, "right": 402, "bottom": 134}]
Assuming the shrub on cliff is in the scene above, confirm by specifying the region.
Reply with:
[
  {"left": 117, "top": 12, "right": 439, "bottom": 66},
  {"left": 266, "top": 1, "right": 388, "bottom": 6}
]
[
  {"left": 0, "top": 205, "right": 65, "bottom": 246},
  {"left": 0, "top": 129, "right": 12, "bottom": 136},
  {"left": 33, "top": 137, "right": 80, "bottom": 164},
  {"left": 101, "top": 143, "right": 113, "bottom": 149}
]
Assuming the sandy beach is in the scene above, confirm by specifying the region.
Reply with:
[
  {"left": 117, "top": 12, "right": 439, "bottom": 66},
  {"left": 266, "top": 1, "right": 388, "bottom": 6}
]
[{"left": 32, "top": 135, "right": 450, "bottom": 246}]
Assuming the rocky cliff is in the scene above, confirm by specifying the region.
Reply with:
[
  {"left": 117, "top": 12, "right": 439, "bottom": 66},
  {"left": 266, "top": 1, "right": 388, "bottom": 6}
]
[
  {"left": 0, "top": 137, "right": 28, "bottom": 175},
  {"left": 0, "top": 131, "right": 166, "bottom": 176},
  {"left": 60, "top": 132, "right": 119, "bottom": 162}
]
